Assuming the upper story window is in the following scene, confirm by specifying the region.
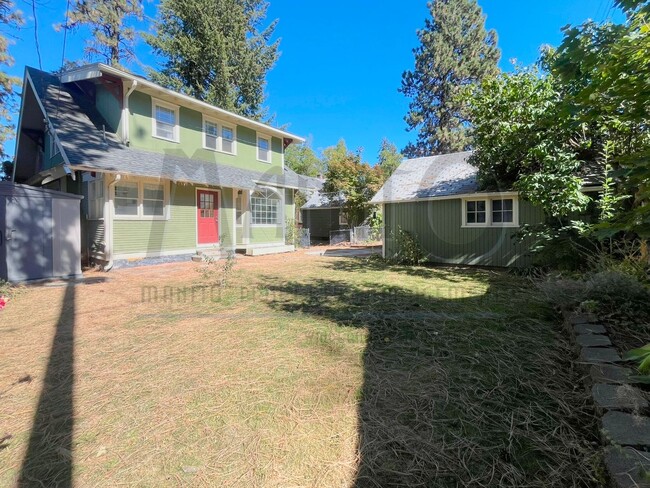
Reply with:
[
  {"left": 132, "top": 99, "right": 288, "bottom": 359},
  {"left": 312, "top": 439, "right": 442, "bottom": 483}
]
[
  {"left": 462, "top": 196, "right": 518, "bottom": 227},
  {"left": 251, "top": 187, "right": 281, "bottom": 225},
  {"left": 114, "top": 179, "right": 169, "bottom": 220},
  {"left": 152, "top": 99, "right": 179, "bottom": 142},
  {"left": 203, "top": 116, "right": 236, "bottom": 154},
  {"left": 257, "top": 135, "right": 270, "bottom": 163}
]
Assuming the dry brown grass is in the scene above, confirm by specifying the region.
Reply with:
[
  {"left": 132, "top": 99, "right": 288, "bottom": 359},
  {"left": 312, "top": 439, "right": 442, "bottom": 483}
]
[{"left": 0, "top": 250, "right": 605, "bottom": 487}]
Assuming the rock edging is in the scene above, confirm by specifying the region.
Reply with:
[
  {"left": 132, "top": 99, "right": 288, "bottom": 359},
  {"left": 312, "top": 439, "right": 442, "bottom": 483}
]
[{"left": 563, "top": 312, "right": 650, "bottom": 488}]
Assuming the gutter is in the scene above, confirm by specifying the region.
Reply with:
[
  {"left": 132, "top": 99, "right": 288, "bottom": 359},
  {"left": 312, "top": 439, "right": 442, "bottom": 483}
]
[
  {"left": 122, "top": 80, "right": 138, "bottom": 143},
  {"left": 103, "top": 174, "right": 121, "bottom": 271}
]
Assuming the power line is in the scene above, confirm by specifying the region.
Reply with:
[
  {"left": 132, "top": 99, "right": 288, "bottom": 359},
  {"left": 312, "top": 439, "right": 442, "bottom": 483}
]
[{"left": 30, "top": 0, "right": 42, "bottom": 69}]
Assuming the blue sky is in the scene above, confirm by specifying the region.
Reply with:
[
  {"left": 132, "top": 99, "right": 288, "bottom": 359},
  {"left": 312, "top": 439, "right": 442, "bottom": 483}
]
[{"left": 6, "top": 0, "right": 620, "bottom": 162}]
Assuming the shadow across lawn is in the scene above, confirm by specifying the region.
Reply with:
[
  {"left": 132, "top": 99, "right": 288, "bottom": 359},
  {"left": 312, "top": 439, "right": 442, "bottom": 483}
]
[
  {"left": 18, "top": 283, "right": 76, "bottom": 487},
  {"left": 260, "top": 261, "right": 602, "bottom": 487}
]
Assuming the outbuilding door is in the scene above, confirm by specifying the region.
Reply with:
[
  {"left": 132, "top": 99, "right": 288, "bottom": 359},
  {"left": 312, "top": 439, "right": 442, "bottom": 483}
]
[{"left": 197, "top": 190, "right": 219, "bottom": 245}]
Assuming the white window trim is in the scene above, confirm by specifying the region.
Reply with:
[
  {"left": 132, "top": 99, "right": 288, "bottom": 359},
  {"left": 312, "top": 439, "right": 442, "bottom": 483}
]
[
  {"left": 461, "top": 196, "right": 519, "bottom": 228},
  {"left": 339, "top": 212, "right": 348, "bottom": 226},
  {"left": 250, "top": 186, "right": 283, "bottom": 226},
  {"left": 86, "top": 174, "right": 105, "bottom": 221},
  {"left": 112, "top": 178, "right": 171, "bottom": 221},
  {"left": 151, "top": 98, "right": 180, "bottom": 143},
  {"left": 257, "top": 134, "right": 272, "bottom": 163},
  {"left": 202, "top": 114, "right": 237, "bottom": 155}
]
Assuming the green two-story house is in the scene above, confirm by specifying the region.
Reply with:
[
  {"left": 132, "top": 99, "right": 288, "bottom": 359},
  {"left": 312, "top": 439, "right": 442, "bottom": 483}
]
[{"left": 13, "top": 64, "right": 317, "bottom": 268}]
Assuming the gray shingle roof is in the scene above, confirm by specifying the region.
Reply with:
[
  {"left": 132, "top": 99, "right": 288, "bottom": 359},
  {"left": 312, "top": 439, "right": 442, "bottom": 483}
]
[
  {"left": 27, "top": 67, "right": 319, "bottom": 191},
  {"left": 370, "top": 151, "right": 478, "bottom": 203},
  {"left": 302, "top": 190, "right": 345, "bottom": 210}
]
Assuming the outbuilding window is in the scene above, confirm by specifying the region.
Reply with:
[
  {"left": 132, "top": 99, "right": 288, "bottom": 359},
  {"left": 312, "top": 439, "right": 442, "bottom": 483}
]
[
  {"left": 251, "top": 188, "right": 281, "bottom": 225},
  {"left": 462, "top": 196, "right": 519, "bottom": 227}
]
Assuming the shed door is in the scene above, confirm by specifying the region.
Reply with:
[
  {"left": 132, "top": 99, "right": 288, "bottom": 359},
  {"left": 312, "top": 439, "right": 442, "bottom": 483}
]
[
  {"left": 197, "top": 190, "right": 219, "bottom": 245},
  {"left": 2, "top": 195, "right": 53, "bottom": 281}
]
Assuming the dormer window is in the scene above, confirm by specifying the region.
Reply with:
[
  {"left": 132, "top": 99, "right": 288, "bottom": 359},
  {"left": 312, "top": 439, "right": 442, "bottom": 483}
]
[
  {"left": 257, "top": 135, "right": 270, "bottom": 163},
  {"left": 152, "top": 99, "right": 179, "bottom": 142},
  {"left": 203, "top": 116, "right": 236, "bottom": 154}
]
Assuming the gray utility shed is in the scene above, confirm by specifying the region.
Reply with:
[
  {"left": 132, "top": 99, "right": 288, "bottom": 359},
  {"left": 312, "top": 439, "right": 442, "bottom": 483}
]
[{"left": 0, "top": 182, "right": 82, "bottom": 282}]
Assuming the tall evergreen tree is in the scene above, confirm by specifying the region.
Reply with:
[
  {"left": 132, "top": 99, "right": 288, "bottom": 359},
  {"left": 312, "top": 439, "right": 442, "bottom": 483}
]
[
  {"left": 0, "top": 0, "right": 22, "bottom": 158},
  {"left": 400, "top": 0, "right": 500, "bottom": 157},
  {"left": 61, "top": 0, "right": 143, "bottom": 67},
  {"left": 145, "top": 0, "right": 279, "bottom": 119}
]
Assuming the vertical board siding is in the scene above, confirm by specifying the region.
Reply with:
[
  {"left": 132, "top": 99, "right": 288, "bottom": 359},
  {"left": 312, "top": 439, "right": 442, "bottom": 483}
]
[
  {"left": 385, "top": 199, "right": 543, "bottom": 267},
  {"left": 95, "top": 84, "right": 122, "bottom": 134},
  {"left": 113, "top": 182, "right": 196, "bottom": 255},
  {"left": 302, "top": 208, "right": 342, "bottom": 239}
]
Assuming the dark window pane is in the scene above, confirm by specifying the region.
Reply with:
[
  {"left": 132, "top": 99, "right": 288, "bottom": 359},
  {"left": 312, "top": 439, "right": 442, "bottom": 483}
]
[
  {"left": 504, "top": 199, "right": 513, "bottom": 210},
  {"left": 503, "top": 211, "right": 513, "bottom": 222},
  {"left": 477, "top": 212, "right": 486, "bottom": 223},
  {"left": 493, "top": 212, "right": 502, "bottom": 223},
  {"left": 477, "top": 201, "right": 486, "bottom": 211},
  {"left": 493, "top": 199, "right": 502, "bottom": 211},
  {"left": 467, "top": 213, "right": 475, "bottom": 223},
  {"left": 467, "top": 201, "right": 475, "bottom": 212}
]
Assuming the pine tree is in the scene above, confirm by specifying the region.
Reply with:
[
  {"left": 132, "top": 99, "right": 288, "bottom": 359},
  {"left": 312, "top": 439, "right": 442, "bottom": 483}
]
[
  {"left": 0, "top": 0, "right": 22, "bottom": 157},
  {"left": 61, "top": 0, "right": 143, "bottom": 67},
  {"left": 145, "top": 0, "right": 279, "bottom": 119},
  {"left": 400, "top": 0, "right": 500, "bottom": 157}
]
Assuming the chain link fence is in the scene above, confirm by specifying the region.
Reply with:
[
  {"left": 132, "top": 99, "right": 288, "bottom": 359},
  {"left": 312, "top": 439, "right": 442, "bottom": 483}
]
[
  {"left": 329, "top": 229, "right": 352, "bottom": 246},
  {"left": 351, "top": 226, "right": 383, "bottom": 245}
]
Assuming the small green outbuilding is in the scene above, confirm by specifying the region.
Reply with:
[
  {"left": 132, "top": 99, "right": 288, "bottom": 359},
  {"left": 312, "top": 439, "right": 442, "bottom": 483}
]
[{"left": 371, "top": 151, "right": 545, "bottom": 268}]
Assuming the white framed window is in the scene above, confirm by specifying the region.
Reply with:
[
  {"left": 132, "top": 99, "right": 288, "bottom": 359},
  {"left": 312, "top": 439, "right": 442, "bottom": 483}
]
[
  {"left": 202, "top": 115, "right": 236, "bottom": 154},
  {"left": 114, "top": 182, "right": 139, "bottom": 216},
  {"left": 465, "top": 199, "right": 487, "bottom": 225},
  {"left": 462, "top": 196, "right": 519, "bottom": 228},
  {"left": 251, "top": 187, "right": 281, "bottom": 225},
  {"left": 221, "top": 125, "right": 235, "bottom": 154},
  {"left": 339, "top": 212, "right": 348, "bottom": 226},
  {"left": 257, "top": 135, "right": 271, "bottom": 163},
  {"left": 204, "top": 120, "right": 218, "bottom": 150},
  {"left": 152, "top": 99, "right": 179, "bottom": 142},
  {"left": 88, "top": 176, "right": 104, "bottom": 220},
  {"left": 114, "top": 179, "right": 170, "bottom": 220}
]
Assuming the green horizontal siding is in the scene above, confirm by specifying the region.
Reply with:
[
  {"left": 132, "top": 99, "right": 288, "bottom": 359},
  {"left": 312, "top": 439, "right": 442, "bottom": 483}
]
[
  {"left": 250, "top": 226, "right": 283, "bottom": 244},
  {"left": 114, "top": 182, "right": 196, "bottom": 255},
  {"left": 384, "top": 198, "right": 543, "bottom": 267},
  {"left": 128, "top": 90, "right": 284, "bottom": 174}
]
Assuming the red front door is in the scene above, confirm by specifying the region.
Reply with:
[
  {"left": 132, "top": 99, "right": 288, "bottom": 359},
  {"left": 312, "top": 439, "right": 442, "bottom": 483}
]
[{"left": 197, "top": 190, "right": 219, "bottom": 245}]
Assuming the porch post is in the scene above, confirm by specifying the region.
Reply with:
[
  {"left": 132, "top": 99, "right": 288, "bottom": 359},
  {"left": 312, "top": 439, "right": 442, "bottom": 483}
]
[{"left": 243, "top": 189, "right": 251, "bottom": 245}]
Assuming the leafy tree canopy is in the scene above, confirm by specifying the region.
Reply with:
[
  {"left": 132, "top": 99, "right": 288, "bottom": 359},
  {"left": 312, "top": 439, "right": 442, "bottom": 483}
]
[
  {"left": 400, "top": 0, "right": 500, "bottom": 157},
  {"left": 145, "top": 0, "right": 279, "bottom": 119},
  {"left": 322, "top": 140, "right": 383, "bottom": 227},
  {"left": 284, "top": 141, "right": 325, "bottom": 177},
  {"left": 377, "top": 138, "right": 403, "bottom": 179}
]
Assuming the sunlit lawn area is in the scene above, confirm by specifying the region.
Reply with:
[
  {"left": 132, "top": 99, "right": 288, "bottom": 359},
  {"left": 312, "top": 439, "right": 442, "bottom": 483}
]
[{"left": 0, "top": 251, "right": 603, "bottom": 487}]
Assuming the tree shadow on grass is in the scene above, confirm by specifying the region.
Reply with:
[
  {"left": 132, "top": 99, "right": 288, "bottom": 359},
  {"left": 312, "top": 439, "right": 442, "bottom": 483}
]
[
  {"left": 260, "top": 265, "right": 602, "bottom": 487},
  {"left": 18, "top": 283, "right": 75, "bottom": 487}
]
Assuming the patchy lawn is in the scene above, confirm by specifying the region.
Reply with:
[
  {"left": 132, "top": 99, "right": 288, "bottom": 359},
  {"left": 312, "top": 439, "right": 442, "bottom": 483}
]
[{"left": 0, "top": 251, "right": 604, "bottom": 487}]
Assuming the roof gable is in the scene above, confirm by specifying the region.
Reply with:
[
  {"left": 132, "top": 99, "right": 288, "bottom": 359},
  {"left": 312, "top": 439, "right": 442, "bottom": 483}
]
[{"left": 371, "top": 151, "right": 478, "bottom": 204}]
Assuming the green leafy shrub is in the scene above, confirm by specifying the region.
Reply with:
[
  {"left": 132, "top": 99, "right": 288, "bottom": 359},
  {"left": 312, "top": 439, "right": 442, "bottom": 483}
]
[
  {"left": 389, "top": 227, "right": 425, "bottom": 265},
  {"left": 623, "top": 344, "right": 650, "bottom": 385}
]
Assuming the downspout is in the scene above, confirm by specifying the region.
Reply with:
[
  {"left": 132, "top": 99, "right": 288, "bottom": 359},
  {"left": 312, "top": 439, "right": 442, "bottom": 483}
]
[
  {"left": 103, "top": 174, "right": 121, "bottom": 271},
  {"left": 122, "top": 80, "right": 138, "bottom": 144}
]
